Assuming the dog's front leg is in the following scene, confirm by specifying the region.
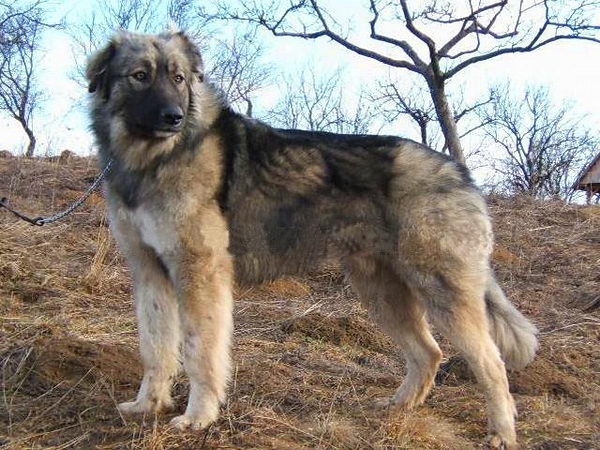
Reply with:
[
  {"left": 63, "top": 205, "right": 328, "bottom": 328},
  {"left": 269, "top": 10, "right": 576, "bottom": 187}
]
[
  {"left": 109, "top": 210, "right": 181, "bottom": 415},
  {"left": 169, "top": 235, "right": 234, "bottom": 431},
  {"left": 119, "top": 251, "right": 181, "bottom": 414}
]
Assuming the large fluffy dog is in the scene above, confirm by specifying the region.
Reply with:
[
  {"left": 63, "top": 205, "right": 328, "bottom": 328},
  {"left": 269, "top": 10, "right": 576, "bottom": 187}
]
[{"left": 87, "top": 30, "right": 538, "bottom": 448}]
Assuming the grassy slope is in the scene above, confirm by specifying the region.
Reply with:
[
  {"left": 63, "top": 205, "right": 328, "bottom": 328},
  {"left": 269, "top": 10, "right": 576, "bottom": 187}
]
[{"left": 0, "top": 155, "right": 598, "bottom": 449}]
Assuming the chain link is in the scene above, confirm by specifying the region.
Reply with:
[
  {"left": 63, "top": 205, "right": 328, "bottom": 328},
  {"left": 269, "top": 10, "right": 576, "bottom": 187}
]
[{"left": 0, "top": 159, "right": 113, "bottom": 226}]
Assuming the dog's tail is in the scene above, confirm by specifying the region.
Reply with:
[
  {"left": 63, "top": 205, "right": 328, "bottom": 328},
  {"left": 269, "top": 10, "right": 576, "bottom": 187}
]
[{"left": 485, "top": 276, "right": 538, "bottom": 370}]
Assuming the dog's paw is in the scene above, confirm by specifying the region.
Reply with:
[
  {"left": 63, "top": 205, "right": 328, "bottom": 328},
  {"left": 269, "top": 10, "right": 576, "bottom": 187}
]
[
  {"left": 118, "top": 397, "right": 173, "bottom": 415},
  {"left": 370, "top": 394, "right": 421, "bottom": 411},
  {"left": 169, "top": 411, "right": 217, "bottom": 431},
  {"left": 485, "top": 432, "right": 518, "bottom": 449},
  {"left": 370, "top": 396, "right": 393, "bottom": 410}
]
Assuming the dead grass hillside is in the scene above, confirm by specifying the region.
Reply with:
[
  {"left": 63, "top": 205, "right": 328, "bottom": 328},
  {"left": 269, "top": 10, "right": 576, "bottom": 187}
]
[{"left": 0, "top": 155, "right": 598, "bottom": 449}]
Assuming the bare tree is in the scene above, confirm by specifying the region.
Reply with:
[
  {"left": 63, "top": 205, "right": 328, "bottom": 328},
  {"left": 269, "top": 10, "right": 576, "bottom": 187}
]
[
  {"left": 370, "top": 77, "right": 495, "bottom": 154},
  {"left": 370, "top": 79, "right": 439, "bottom": 148},
  {"left": 0, "top": 1, "right": 57, "bottom": 156},
  {"left": 267, "top": 66, "right": 375, "bottom": 134},
  {"left": 206, "top": 31, "right": 271, "bottom": 116},
  {"left": 200, "top": 0, "right": 600, "bottom": 163},
  {"left": 167, "top": 0, "right": 208, "bottom": 41},
  {"left": 342, "top": 91, "right": 378, "bottom": 135},
  {"left": 479, "top": 85, "right": 597, "bottom": 200}
]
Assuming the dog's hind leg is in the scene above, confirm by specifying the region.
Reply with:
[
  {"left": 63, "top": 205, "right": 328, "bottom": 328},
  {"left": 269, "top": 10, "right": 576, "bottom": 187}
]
[
  {"left": 110, "top": 214, "right": 181, "bottom": 415},
  {"left": 346, "top": 259, "right": 442, "bottom": 410},
  {"left": 416, "top": 271, "right": 517, "bottom": 449}
]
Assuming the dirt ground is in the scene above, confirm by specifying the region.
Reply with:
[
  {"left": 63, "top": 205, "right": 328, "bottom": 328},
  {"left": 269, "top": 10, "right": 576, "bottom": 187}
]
[{"left": 0, "top": 155, "right": 598, "bottom": 449}]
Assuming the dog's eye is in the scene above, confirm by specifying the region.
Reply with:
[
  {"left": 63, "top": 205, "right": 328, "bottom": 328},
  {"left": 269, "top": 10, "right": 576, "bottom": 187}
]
[
  {"left": 132, "top": 71, "right": 148, "bottom": 82},
  {"left": 174, "top": 74, "right": 184, "bottom": 84}
]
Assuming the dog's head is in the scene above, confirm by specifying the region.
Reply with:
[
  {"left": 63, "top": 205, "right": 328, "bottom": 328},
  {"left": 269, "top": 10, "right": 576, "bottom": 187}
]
[{"left": 86, "top": 30, "right": 205, "bottom": 139}]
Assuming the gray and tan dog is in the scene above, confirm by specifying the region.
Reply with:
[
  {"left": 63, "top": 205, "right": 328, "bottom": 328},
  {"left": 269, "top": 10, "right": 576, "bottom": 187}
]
[{"left": 87, "top": 30, "right": 538, "bottom": 448}]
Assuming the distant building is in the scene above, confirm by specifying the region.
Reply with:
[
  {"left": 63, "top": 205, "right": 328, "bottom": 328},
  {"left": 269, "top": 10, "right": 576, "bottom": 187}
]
[{"left": 575, "top": 153, "right": 600, "bottom": 203}]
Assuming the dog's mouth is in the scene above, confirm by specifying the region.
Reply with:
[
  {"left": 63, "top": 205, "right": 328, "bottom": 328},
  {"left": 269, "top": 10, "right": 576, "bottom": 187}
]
[{"left": 128, "top": 122, "right": 183, "bottom": 139}]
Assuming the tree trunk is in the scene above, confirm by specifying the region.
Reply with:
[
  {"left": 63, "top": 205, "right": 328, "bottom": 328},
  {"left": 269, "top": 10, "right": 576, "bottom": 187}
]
[
  {"left": 428, "top": 77, "right": 465, "bottom": 164},
  {"left": 418, "top": 121, "right": 428, "bottom": 147},
  {"left": 24, "top": 127, "right": 36, "bottom": 157}
]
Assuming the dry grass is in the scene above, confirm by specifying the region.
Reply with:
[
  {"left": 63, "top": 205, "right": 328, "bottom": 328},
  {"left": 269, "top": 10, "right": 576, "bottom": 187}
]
[{"left": 0, "top": 156, "right": 598, "bottom": 449}]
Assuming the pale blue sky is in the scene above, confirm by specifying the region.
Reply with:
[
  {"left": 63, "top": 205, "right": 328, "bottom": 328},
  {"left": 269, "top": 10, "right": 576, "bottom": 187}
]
[{"left": 2, "top": 0, "right": 600, "bottom": 173}]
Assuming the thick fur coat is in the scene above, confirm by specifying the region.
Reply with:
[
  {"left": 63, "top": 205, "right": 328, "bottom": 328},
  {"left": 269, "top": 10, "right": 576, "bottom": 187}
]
[{"left": 87, "top": 30, "right": 538, "bottom": 449}]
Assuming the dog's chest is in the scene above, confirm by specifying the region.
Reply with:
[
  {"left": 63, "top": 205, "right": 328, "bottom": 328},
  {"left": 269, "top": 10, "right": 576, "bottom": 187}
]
[{"left": 131, "top": 206, "right": 178, "bottom": 257}]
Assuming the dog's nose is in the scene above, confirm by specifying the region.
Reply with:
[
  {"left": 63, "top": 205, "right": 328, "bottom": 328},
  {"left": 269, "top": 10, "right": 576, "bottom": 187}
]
[{"left": 161, "top": 106, "right": 184, "bottom": 127}]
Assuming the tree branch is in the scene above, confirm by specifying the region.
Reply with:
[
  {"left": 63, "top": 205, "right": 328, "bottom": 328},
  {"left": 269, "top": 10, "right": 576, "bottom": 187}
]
[
  {"left": 447, "top": 33, "right": 600, "bottom": 79},
  {"left": 368, "top": 0, "right": 426, "bottom": 70}
]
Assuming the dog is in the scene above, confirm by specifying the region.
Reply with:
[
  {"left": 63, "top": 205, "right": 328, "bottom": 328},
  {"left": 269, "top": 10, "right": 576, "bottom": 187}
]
[{"left": 86, "top": 30, "right": 538, "bottom": 448}]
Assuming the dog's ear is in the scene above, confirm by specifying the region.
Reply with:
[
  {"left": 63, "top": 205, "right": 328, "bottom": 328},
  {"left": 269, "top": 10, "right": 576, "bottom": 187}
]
[
  {"left": 174, "top": 31, "right": 205, "bottom": 82},
  {"left": 86, "top": 37, "right": 120, "bottom": 99}
]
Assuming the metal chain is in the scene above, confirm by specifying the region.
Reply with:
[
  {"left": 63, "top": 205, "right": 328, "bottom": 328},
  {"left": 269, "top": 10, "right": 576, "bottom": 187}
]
[{"left": 0, "top": 158, "right": 113, "bottom": 226}]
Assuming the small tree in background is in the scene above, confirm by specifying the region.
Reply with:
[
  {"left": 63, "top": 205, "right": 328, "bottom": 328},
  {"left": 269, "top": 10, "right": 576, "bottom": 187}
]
[
  {"left": 206, "top": 31, "right": 271, "bottom": 117},
  {"left": 479, "top": 85, "right": 597, "bottom": 200},
  {"left": 267, "top": 66, "right": 375, "bottom": 134},
  {"left": 0, "top": 1, "right": 57, "bottom": 156},
  {"left": 370, "top": 78, "right": 494, "bottom": 153}
]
